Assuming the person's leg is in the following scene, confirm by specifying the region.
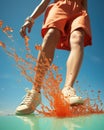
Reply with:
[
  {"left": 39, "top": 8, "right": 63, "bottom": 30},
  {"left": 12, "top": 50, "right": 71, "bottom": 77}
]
[
  {"left": 65, "top": 29, "right": 84, "bottom": 88},
  {"left": 16, "top": 28, "right": 61, "bottom": 114},
  {"left": 33, "top": 28, "right": 61, "bottom": 92},
  {"left": 62, "top": 29, "right": 85, "bottom": 104}
]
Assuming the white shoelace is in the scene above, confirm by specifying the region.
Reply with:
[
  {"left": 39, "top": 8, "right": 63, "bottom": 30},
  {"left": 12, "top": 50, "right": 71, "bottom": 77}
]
[{"left": 21, "top": 88, "right": 34, "bottom": 105}]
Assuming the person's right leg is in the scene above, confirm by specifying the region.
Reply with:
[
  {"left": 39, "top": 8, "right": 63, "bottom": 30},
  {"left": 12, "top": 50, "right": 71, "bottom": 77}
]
[
  {"left": 16, "top": 28, "right": 61, "bottom": 115},
  {"left": 62, "top": 29, "right": 85, "bottom": 105}
]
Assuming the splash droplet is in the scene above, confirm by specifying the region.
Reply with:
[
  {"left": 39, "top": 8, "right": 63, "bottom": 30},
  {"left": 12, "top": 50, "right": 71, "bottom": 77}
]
[
  {"left": 24, "top": 36, "right": 29, "bottom": 47},
  {"left": 35, "top": 44, "right": 42, "bottom": 51},
  {"left": 2, "top": 26, "right": 13, "bottom": 32},
  {"left": 2, "top": 26, "right": 14, "bottom": 41},
  {"left": 0, "top": 20, "right": 3, "bottom": 28},
  {"left": 0, "top": 41, "right": 6, "bottom": 49}
]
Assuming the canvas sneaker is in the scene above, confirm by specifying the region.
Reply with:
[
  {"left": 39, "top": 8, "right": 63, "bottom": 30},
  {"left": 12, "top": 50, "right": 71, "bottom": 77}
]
[
  {"left": 16, "top": 88, "right": 41, "bottom": 115},
  {"left": 62, "top": 87, "right": 84, "bottom": 105}
]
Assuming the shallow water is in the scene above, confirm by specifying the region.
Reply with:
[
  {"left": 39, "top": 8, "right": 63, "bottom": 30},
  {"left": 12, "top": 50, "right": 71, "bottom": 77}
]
[{"left": 0, "top": 114, "right": 104, "bottom": 130}]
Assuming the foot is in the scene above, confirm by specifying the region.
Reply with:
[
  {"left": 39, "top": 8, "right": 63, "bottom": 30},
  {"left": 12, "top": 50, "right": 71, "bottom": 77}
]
[
  {"left": 62, "top": 87, "right": 84, "bottom": 105},
  {"left": 15, "top": 89, "right": 41, "bottom": 115}
]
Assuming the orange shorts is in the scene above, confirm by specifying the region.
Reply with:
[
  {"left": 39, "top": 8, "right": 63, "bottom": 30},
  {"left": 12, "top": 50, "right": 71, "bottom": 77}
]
[{"left": 41, "top": 0, "right": 92, "bottom": 51}]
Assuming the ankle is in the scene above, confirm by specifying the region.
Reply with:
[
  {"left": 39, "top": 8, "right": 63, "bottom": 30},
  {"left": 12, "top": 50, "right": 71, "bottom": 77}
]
[
  {"left": 64, "top": 85, "right": 73, "bottom": 89},
  {"left": 64, "top": 81, "right": 74, "bottom": 89},
  {"left": 32, "top": 86, "right": 41, "bottom": 93}
]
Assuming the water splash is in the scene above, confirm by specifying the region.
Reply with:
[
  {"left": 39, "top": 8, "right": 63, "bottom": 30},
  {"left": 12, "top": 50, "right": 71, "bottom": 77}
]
[{"left": 0, "top": 20, "right": 104, "bottom": 118}]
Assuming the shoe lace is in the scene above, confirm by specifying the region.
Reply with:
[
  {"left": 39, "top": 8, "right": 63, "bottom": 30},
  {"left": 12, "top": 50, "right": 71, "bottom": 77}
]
[{"left": 21, "top": 88, "right": 34, "bottom": 105}]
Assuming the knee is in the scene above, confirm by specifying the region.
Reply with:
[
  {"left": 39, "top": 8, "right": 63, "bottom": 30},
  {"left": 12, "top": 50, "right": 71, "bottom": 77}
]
[
  {"left": 70, "top": 29, "right": 85, "bottom": 50},
  {"left": 44, "top": 28, "right": 61, "bottom": 44}
]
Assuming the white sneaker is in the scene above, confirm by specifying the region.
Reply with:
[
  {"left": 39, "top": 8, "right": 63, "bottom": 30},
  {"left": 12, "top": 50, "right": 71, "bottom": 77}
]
[
  {"left": 16, "top": 89, "right": 41, "bottom": 115},
  {"left": 62, "top": 87, "right": 84, "bottom": 105}
]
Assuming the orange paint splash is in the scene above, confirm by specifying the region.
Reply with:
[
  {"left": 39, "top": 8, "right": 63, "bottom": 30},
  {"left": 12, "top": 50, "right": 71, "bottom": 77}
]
[
  {"left": 24, "top": 36, "right": 30, "bottom": 51},
  {"left": 2, "top": 26, "right": 14, "bottom": 41},
  {"left": 0, "top": 20, "right": 14, "bottom": 41},
  {"left": 35, "top": 44, "right": 42, "bottom": 51},
  {"left": 0, "top": 41, "right": 6, "bottom": 49},
  {"left": 1, "top": 20, "right": 104, "bottom": 118},
  {"left": 2, "top": 26, "right": 13, "bottom": 32},
  {"left": 35, "top": 67, "right": 104, "bottom": 118},
  {"left": 0, "top": 20, "right": 3, "bottom": 28}
]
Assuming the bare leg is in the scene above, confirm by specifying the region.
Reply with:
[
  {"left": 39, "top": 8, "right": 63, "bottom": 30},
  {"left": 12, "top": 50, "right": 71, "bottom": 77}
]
[
  {"left": 33, "top": 28, "right": 61, "bottom": 91},
  {"left": 16, "top": 28, "right": 61, "bottom": 115},
  {"left": 64, "top": 29, "right": 85, "bottom": 89}
]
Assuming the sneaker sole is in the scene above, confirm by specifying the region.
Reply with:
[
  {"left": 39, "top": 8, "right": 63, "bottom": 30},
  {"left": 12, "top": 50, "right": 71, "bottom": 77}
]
[{"left": 64, "top": 96, "right": 84, "bottom": 105}]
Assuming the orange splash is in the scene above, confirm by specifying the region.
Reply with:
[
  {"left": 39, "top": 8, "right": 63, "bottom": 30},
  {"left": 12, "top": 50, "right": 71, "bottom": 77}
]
[
  {"left": 36, "top": 67, "right": 104, "bottom": 118},
  {"left": 1, "top": 20, "right": 104, "bottom": 118},
  {"left": 0, "top": 41, "right": 6, "bottom": 49},
  {"left": 0, "top": 20, "right": 3, "bottom": 28},
  {"left": 2, "top": 26, "right": 14, "bottom": 41},
  {"left": 24, "top": 35, "right": 30, "bottom": 51},
  {"left": 35, "top": 44, "right": 42, "bottom": 51},
  {"left": 0, "top": 20, "right": 14, "bottom": 41},
  {"left": 2, "top": 26, "right": 13, "bottom": 32}
]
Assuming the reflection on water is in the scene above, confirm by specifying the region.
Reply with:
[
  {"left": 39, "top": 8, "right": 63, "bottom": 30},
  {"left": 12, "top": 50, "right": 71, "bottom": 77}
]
[
  {"left": 16, "top": 114, "right": 83, "bottom": 130},
  {"left": 0, "top": 114, "right": 104, "bottom": 130},
  {"left": 16, "top": 114, "right": 40, "bottom": 130},
  {"left": 16, "top": 114, "right": 104, "bottom": 130}
]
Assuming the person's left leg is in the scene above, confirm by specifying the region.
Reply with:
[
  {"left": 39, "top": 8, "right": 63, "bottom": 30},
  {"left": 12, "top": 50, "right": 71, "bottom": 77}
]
[
  {"left": 16, "top": 28, "right": 61, "bottom": 115},
  {"left": 62, "top": 29, "right": 85, "bottom": 105}
]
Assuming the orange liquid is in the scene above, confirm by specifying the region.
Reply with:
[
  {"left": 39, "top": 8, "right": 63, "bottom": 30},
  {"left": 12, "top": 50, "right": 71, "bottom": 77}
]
[
  {"left": 1, "top": 20, "right": 104, "bottom": 117},
  {"left": 37, "top": 68, "right": 104, "bottom": 117}
]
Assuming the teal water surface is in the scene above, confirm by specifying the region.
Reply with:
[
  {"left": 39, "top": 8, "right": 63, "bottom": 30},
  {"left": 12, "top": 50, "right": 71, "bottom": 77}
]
[{"left": 0, "top": 114, "right": 104, "bottom": 130}]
